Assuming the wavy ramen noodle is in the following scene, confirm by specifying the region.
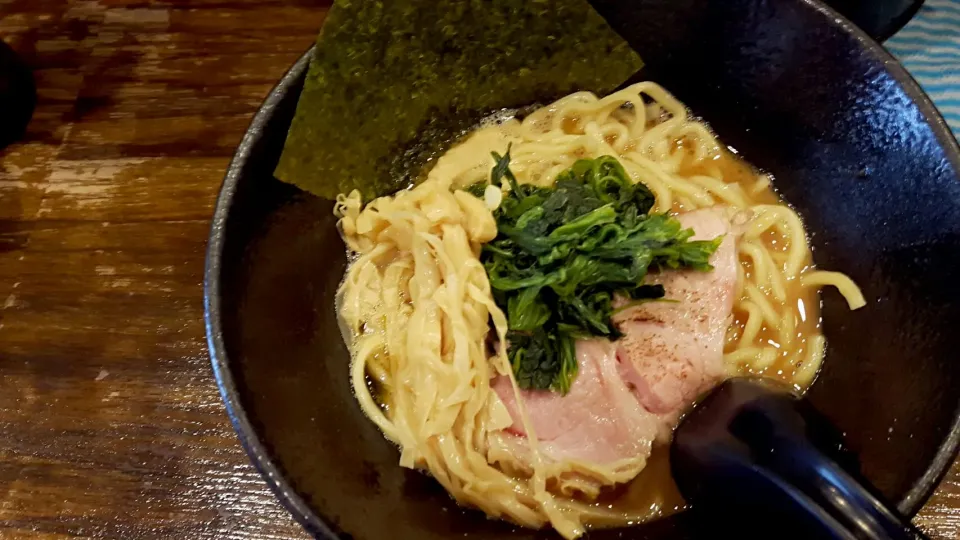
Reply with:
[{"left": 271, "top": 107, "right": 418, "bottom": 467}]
[{"left": 335, "top": 82, "right": 865, "bottom": 538}]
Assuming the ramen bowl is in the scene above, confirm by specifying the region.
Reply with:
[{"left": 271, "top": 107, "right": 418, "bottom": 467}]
[{"left": 204, "top": 0, "right": 960, "bottom": 538}]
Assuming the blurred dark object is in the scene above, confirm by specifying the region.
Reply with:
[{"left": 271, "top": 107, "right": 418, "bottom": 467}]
[
  {"left": 673, "top": 378, "right": 929, "bottom": 540},
  {"left": 0, "top": 39, "right": 36, "bottom": 150},
  {"left": 824, "top": 0, "right": 924, "bottom": 41}
]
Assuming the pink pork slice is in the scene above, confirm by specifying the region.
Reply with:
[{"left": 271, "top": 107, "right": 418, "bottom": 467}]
[
  {"left": 613, "top": 207, "right": 738, "bottom": 415},
  {"left": 491, "top": 207, "right": 738, "bottom": 465},
  {"left": 492, "top": 339, "right": 657, "bottom": 464}
]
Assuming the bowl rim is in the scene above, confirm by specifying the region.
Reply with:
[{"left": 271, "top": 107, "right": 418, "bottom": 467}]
[
  {"left": 204, "top": 48, "right": 338, "bottom": 539},
  {"left": 204, "top": 1, "right": 960, "bottom": 537}
]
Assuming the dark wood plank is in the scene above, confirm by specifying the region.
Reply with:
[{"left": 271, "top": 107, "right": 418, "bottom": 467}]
[
  {"left": 0, "top": 1, "right": 956, "bottom": 539},
  {"left": 0, "top": 1, "right": 322, "bottom": 538}
]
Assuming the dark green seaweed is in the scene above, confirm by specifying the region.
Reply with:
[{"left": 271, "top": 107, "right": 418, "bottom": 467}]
[{"left": 275, "top": 0, "right": 643, "bottom": 200}]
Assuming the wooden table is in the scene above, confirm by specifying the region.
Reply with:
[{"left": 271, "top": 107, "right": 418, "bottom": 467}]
[{"left": 0, "top": 1, "right": 956, "bottom": 539}]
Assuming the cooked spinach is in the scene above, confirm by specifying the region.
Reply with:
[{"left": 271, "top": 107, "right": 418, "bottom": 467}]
[{"left": 474, "top": 150, "right": 721, "bottom": 394}]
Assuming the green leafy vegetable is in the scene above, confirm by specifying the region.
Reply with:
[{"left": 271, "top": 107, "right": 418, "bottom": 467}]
[
  {"left": 474, "top": 151, "right": 722, "bottom": 394},
  {"left": 274, "top": 0, "right": 643, "bottom": 200},
  {"left": 508, "top": 329, "right": 578, "bottom": 395}
]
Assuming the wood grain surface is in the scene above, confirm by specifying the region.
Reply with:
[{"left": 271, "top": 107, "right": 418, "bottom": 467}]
[{"left": 0, "top": 1, "right": 956, "bottom": 539}]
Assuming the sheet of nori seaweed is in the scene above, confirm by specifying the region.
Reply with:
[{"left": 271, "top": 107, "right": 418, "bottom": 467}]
[{"left": 274, "top": 0, "right": 643, "bottom": 200}]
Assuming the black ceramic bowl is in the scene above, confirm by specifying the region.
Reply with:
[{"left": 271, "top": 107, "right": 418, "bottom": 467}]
[{"left": 205, "top": 0, "right": 960, "bottom": 538}]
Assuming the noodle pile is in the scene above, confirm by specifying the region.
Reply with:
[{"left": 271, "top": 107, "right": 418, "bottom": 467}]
[{"left": 335, "top": 82, "right": 865, "bottom": 538}]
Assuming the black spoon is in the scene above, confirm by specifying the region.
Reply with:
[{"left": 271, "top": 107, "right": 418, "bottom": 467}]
[{"left": 671, "top": 378, "right": 929, "bottom": 540}]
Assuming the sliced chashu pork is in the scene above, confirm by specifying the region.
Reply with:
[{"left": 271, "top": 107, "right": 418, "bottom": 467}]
[
  {"left": 491, "top": 207, "right": 738, "bottom": 468},
  {"left": 614, "top": 207, "right": 738, "bottom": 416},
  {"left": 492, "top": 339, "right": 658, "bottom": 465}
]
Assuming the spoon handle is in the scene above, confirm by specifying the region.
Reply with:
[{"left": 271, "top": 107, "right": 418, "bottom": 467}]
[{"left": 672, "top": 378, "right": 928, "bottom": 540}]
